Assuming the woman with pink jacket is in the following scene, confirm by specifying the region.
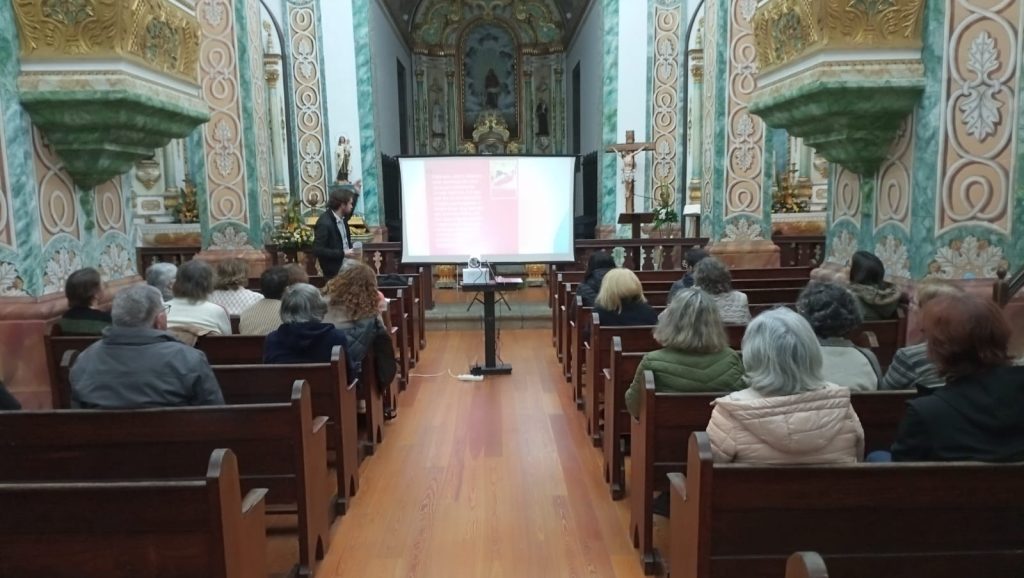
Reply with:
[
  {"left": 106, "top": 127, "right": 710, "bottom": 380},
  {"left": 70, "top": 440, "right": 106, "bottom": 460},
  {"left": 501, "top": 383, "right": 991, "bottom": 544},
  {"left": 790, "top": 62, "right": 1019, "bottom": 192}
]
[{"left": 707, "top": 307, "right": 865, "bottom": 464}]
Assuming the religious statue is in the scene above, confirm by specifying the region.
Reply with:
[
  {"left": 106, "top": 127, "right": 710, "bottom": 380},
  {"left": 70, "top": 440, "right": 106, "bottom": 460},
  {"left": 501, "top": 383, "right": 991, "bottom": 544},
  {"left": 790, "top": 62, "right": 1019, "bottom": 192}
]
[
  {"left": 335, "top": 136, "right": 351, "bottom": 183},
  {"left": 431, "top": 98, "right": 446, "bottom": 137},
  {"left": 484, "top": 68, "right": 500, "bottom": 109},
  {"left": 606, "top": 130, "right": 654, "bottom": 214},
  {"left": 535, "top": 100, "right": 549, "bottom": 136}
]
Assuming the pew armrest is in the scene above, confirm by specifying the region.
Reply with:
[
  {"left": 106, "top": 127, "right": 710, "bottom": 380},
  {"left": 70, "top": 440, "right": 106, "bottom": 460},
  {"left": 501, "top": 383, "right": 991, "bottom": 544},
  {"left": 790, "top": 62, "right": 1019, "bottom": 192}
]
[
  {"left": 239, "top": 488, "right": 268, "bottom": 578},
  {"left": 347, "top": 378, "right": 359, "bottom": 391},
  {"left": 603, "top": 368, "right": 612, "bottom": 382},
  {"left": 862, "top": 330, "right": 879, "bottom": 348},
  {"left": 667, "top": 471, "right": 687, "bottom": 501}
]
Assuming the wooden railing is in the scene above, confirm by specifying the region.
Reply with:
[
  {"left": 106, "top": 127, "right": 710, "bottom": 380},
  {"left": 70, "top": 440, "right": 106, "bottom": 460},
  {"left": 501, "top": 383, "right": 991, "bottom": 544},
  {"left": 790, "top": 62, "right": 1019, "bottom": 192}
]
[
  {"left": 993, "top": 267, "right": 1024, "bottom": 307},
  {"left": 561, "top": 238, "right": 710, "bottom": 272},
  {"left": 137, "top": 246, "right": 201, "bottom": 278},
  {"left": 772, "top": 235, "right": 825, "bottom": 268}
]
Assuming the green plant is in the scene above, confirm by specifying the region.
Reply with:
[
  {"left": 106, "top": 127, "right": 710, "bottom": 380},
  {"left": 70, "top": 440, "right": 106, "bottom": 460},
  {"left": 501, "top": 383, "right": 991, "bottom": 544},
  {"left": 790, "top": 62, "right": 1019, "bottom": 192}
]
[
  {"left": 652, "top": 182, "right": 679, "bottom": 230},
  {"left": 272, "top": 199, "right": 313, "bottom": 249}
]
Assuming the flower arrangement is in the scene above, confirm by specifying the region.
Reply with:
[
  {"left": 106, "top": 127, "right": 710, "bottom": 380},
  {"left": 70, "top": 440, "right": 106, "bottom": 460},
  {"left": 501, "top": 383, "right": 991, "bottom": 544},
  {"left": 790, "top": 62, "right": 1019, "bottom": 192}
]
[
  {"left": 272, "top": 200, "right": 314, "bottom": 249},
  {"left": 771, "top": 164, "right": 810, "bottom": 214},
  {"left": 652, "top": 182, "right": 679, "bottom": 230},
  {"left": 175, "top": 178, "right": 199, "bottom": 223}
]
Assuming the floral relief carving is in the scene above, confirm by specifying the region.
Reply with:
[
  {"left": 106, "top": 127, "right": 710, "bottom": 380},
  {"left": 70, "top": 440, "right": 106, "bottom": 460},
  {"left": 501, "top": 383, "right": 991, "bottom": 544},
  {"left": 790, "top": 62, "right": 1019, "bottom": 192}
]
[
  {"left": 210, "top": 226, "right": 254, "bottom": 250},
  {"left": 650, "top": 5, "right": 680, "bottom": 208},
  {"left": 827, "top": 229, "right": 857, "bottom": 266},
  {"left": 99, "top": 242, "right": 134, "bottom": 281},
  {"left": 928, "top": 235, "right": 1007, "bottom": 279},
  {"left": 211, "top": 120, "right": 237, "bottom": 177},
  {"left": 0, "top": 261, "right": 26, "bottom": 296},
  {"left": 726, "top": 0, "right": 764, "bottom": 220},
  {"left": 43, "top": 247, "right": 84, "bottom": 294},
  {"left": 875, "top": 235, "right": 910, "bottom": 279},
  {"left": 289, "top": 3, "right": 327, "bottom": 211},
  {"left": 723, "top": 217, "right": 764, "bottom": 241},
  {"left": 959, "top": 31, "right": 1004, "bottom": 141},
  {"left": 202, "top": 1, "right": 224, "bottom": 26}
]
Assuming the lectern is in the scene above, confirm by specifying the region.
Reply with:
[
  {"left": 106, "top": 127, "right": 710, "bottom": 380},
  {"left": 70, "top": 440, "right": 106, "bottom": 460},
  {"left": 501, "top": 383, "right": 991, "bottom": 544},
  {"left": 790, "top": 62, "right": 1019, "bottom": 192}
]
[
  {"left": 618, "top": 212, "right": 655, "bottom": 268},
  {"left": 462, "top": 278, "right": 521, "bottom": 375}
]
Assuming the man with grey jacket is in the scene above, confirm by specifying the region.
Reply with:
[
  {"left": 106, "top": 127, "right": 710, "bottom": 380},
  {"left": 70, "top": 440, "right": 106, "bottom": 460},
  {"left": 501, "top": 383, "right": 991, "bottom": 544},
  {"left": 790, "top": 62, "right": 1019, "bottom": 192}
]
[{"left": 70, "top": 284, "right": 224, "bottom": 408}]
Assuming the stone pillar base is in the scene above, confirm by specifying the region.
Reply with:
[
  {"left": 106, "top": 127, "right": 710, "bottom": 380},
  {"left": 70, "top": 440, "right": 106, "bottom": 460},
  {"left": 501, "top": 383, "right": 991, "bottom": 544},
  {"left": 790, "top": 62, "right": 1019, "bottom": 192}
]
[
  {"left": 195, "top": 248, "right": 272, "bottom": 279},
  {"left": 708, "top": 239, "right": 780, "bottom": 269}
]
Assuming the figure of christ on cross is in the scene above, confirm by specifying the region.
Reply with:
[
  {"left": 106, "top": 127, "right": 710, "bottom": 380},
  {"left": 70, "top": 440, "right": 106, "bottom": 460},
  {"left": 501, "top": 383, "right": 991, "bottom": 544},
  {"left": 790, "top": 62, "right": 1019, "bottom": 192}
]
[{"left": 606, "top": 130, "right": 655, "bottom": 214}]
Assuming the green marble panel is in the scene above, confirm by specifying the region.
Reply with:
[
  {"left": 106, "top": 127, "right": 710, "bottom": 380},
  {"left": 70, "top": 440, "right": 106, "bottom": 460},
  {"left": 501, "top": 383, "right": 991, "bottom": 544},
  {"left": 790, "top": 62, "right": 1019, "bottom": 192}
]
[
  {"left": 600, "top": 0, "right": 619, "bottom": 228},
  {"left": 353, "top": 0, "right": 381, "bottom": 227},
  {"left": 235, "top": 0, "right": 263, "bottom": 246},
  {"left": 709, "top": 0, "right": 729, "bottom": 240}
]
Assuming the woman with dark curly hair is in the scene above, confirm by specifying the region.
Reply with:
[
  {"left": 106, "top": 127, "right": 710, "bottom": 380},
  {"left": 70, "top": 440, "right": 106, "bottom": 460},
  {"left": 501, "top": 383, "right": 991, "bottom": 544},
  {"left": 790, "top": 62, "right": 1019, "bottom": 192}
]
[
  {"left": 693, "top": 257, "right": 750, "bottom": 324},
  {"left": 796, "top": 281, "right": 880, "bottom": 391},
  {"left": 323, "top": 261, "right": 397, "bottom": 411}
]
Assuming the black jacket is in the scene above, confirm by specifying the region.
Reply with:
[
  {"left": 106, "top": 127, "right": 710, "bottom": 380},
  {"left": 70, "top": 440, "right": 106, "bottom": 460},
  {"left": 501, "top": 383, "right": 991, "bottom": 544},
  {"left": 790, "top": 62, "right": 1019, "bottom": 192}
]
[
  {"left": 312, "top": 209, "right": 351, "bottom": 278},
  {"left": 0, "top": 381, "right": 20, "bottom": 410},
  {"left": 576, "top": 268, "right": 611, "bottom": 309},
  {"left": 264, "top": 322, "right": 349, "bottom": 368},
  {"left": 594, "top": 298, "right": 660, "bottom": 327},
  {"left": 891, "top": 366, "right": 1024, "bottom": 462}
]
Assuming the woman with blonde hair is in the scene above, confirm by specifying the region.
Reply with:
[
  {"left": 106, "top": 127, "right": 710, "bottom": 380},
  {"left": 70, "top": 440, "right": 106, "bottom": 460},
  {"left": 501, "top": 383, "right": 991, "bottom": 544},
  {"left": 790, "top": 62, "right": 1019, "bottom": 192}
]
[
  {"left": 625, "top": 289, "right": 745, "bottom": 417},
  {"left": 323, "top": 261, "right": 397, "bottom": 413},
  {"left": 209, "top": 258, "right": 263, "bottom": 315},
  {"left": 593, "top": 268, "right": 659, "bottom": 327}
]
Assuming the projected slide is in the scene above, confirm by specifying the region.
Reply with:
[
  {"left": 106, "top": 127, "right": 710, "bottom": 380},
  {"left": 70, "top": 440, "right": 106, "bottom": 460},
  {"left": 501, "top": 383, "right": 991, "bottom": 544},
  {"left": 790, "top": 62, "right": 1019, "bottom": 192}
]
[{"left": 399, "top": 156, "right": 575, "bottom": 263}]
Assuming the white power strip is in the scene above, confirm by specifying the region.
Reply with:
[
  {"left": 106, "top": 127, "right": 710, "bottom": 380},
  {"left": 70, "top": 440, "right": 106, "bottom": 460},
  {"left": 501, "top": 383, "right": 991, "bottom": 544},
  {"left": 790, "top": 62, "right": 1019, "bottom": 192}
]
[{"left": 457, "top": 374, "right": 484, "bottom": 381}]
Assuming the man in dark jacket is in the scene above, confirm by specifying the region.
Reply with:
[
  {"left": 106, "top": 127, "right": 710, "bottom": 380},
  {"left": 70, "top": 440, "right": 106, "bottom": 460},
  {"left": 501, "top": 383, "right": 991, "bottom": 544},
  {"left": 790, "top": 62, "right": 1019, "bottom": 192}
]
[
  {"left": 70, "top": 285, "right": 224, "bottom": 408},
  {"left": 313, "top": 185, "right": 355, "bottom": 278},
  {"left": 668, "top": 247, "right": 708, "bottom": 303}
]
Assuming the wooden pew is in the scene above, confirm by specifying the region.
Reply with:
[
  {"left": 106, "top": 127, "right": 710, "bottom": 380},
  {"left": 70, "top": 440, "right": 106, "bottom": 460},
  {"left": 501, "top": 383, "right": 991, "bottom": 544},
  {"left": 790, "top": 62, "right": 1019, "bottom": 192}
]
[
  {"left": 669, "top": 432, "right": 1024, "bottom": 578},
  {"left": 209, "top": 347, "right": 364, "bottom": 514},
  {"left": 732, "top": 266, "right": 812, "bottom": 280},
  {"left": 630, "top": 373, "right": 915, "bottom": 574},
  {"left": 785, "top": 552, "right": 829, "bottom": 578},
  {"left": 0, "top": 382, "right": 328, "bottom": 578},
  {"left": 853, "top": 313, "right": 908, "bottom": 372},
  {"left": 44, "top": 332, "right": 97, "bottom": 408},
  {"left": 379, "top": 286, "right": 411, "bottom": 391},
  {"left": 0, "top": 448, "right": 267, "bottom": 578},
  {"left": 195, "top": 334, "right": 265, "bottom": 364},
  {"left": 584, "top": 315, "right": 658, "bottom": 446}
]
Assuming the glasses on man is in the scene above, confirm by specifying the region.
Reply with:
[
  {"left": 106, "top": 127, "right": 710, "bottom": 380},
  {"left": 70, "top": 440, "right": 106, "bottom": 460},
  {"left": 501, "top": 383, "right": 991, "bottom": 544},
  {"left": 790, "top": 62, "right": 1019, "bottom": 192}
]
[{"left": 163, "top": 303, "right": 172, "bottom": 313}]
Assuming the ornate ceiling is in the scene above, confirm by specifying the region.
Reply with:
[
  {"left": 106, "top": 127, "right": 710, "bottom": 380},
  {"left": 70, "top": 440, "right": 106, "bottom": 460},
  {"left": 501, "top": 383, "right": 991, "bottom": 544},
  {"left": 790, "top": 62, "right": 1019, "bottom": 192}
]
[{"left": 382, "top": 0, "right": 594, "bottom": 46}]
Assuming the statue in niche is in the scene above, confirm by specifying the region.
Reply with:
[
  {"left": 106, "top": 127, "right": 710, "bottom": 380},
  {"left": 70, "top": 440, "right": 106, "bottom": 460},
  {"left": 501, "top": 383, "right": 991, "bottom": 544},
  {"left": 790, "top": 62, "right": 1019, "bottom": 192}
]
[
  {"left": 461, "top": 24, "right": 519, "bottom": 140},
  {"left": 535, "top": 100, "right": 549, "bottom": 136},
  {"left": 484, "top": 68, "right": 501, "bottom": 109},
  {"left": 335, "top": 136, "right": 351, "bottom": 183},
  {"left": 431, "top": 98, "right": 446, "bottom": 137}
]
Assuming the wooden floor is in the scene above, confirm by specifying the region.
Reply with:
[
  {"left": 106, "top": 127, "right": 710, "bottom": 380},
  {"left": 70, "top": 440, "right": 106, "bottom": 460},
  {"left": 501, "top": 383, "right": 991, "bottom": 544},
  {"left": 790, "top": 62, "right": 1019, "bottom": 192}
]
[{"left": 314, "top": 328, "right": 656, "bottom": 578}]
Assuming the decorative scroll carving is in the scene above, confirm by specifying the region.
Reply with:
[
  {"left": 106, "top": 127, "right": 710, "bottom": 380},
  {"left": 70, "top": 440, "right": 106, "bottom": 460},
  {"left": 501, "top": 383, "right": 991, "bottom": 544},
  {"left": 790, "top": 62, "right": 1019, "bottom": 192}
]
[
  {"left": 875, "top": 114, "right": 914, "bottom": 232},
  {"left": 94, "top": 176, "right": 125, "bottom": 234},
  {"left": 651, "top": 4, "right": 680, "bottom": 208},
  {"left": 412, "top": 0, "right": 564, "bottom": 53},
  {"left": 832, "top": 164, "right": 861, "bottom": 226},
  {"left": 32, "top": 128, "right": 78, "bottom": 244},
  {"left": 0, "top": 98, "right": 11, "bottom": 249},
  {"left": 936, "top": 0, "right": 1019, "bottom": 236},
  {"left": 198, "top": 0, "right": 247, "bottom": 224},
  {"left": 13, "top": 0, "right": 201, "bottom": 83},
  {"left": 288, "top": 2, "right": 327, "bottom": 210},
  {"left": 725, "top": 0, "right": 764, "bottom": 219},
  {"left": 246, "top": 0, "right": 272, "bottom": 223}
]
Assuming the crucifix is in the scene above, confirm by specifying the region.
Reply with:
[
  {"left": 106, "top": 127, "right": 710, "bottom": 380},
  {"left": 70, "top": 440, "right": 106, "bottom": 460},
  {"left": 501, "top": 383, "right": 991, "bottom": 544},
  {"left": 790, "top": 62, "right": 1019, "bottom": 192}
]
[{"left": 606, "top": 130, "right": 656, "bottom": 242}]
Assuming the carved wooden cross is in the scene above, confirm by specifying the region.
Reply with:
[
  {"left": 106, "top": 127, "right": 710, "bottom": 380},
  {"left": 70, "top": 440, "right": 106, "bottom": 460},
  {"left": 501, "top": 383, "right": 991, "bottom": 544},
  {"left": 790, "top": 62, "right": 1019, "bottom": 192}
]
[{"left": 605, "top": 130, "right": 655, "bottom": 214}]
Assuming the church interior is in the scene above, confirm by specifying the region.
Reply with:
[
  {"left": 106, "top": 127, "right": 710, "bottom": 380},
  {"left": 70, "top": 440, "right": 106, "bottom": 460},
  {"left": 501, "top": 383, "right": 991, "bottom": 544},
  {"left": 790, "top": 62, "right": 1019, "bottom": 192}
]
[{"left": 1, "top": 0, "right": 1023, "bottom": 576}]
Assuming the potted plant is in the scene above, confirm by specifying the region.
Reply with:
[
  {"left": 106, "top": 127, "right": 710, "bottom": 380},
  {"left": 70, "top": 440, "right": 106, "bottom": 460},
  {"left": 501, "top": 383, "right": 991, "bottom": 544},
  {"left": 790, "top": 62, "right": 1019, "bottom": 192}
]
[{"left": 271, "top": 200, "right": 316, "bottom": 272}]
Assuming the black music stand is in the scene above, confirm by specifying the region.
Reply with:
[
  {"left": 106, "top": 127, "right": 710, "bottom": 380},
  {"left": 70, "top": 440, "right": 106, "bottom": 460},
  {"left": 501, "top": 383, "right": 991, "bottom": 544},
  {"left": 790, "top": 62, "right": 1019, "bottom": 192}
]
[{"left": 462, "top": 278, "right": 521, "bottom": 375}]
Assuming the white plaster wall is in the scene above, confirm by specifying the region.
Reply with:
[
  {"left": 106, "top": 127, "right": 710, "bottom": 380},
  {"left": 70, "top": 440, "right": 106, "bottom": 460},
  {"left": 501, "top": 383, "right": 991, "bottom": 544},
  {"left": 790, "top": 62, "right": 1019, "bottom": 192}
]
[
  {"left": 617, "top": 0, "right": 649, "bottom": 214},
  {"left": 566, "top": 0, "right": 603, "bottom": 214},
  {"left": 369, "top": 0, "right": 413, "bottom": 156},
  {"left": 321, "top": 0, "right": 363, "bottom": 183}
]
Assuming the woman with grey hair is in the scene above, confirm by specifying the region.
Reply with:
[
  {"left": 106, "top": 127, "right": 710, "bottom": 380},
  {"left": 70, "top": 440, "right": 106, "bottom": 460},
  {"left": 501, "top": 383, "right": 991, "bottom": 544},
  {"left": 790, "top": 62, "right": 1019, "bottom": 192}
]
[
  {"left": 625, "top": 289, "right": 745, "bottom": 418},
  {"left": 263, "top": 283, "right": 349, "bottom": 364},
  {"left": 796, "top": 281, "right": 881, "bottom": 391},
  {"left": 145, "top": 262, "right": 177, "bottom": 301},
  {"left": 707, "top": 307, "right": 864, "bottom": 464},
  {"left": 166, "top": 259, "right": 231, "bottom": 336},
  {"left": 693, "top": 257, "right": 751, "bottom": 324}
]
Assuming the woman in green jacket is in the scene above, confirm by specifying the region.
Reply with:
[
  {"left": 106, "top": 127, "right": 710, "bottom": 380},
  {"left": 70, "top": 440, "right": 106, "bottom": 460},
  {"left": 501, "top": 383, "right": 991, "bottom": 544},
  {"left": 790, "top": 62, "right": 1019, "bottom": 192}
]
[{"left": 626, "top": 288, "right": 746, "bottom": 417}]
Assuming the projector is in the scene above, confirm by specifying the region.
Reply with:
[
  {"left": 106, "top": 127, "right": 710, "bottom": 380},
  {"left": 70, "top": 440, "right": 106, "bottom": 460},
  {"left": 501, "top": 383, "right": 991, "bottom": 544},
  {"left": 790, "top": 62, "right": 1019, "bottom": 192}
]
[{"left": 462, "top": 267, "right": 490, "bottom": 285}]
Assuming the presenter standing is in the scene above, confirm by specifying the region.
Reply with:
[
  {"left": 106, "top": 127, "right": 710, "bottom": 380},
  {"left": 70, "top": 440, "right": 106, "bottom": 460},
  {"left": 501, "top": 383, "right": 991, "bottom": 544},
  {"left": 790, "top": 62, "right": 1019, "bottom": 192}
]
[{"left": 313, "top": 186, "right": 355, "bottom": 278}]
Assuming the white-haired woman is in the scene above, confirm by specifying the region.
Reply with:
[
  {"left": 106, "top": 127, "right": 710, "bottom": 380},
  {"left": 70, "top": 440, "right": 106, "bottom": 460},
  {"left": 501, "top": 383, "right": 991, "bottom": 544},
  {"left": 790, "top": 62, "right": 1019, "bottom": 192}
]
[
  {"left": 625, "top": 289, "right": 745, "bottom": 418},
  {"left": 263, "top": 283, "right": 349, "bottom": 364},
  {"left": 707, "top": 307, "right": 864, "bottom": 464}
]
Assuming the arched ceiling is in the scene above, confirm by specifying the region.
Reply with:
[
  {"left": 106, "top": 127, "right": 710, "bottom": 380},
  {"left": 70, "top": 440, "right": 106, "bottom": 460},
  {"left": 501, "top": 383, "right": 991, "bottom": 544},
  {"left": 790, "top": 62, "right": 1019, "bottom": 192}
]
[{"left": 381, "top": 0, "right": 594, "bottom": 47}]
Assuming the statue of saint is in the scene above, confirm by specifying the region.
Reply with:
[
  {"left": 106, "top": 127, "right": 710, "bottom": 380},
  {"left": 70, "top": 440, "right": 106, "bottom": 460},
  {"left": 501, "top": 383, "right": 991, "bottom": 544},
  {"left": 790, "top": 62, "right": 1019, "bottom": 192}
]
[
  {"left": 431, "top": 98, "right": 446, "bottom": 137},
  {"left": 335, "top": 136, "right": 351, "bottom": 183},
  {"left": 535, "top": 101, "right": 549, "bottom": 136},
  {"left": 484, "top": 68, "right": 501, "bottom": 109}
]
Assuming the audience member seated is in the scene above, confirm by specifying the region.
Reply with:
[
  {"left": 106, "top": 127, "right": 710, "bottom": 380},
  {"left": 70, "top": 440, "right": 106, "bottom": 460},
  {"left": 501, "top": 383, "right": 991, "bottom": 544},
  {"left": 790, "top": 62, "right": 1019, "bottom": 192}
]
[
  {"left": 880, "top": 280, "right": 964, "bottom": 391},
  {"left": 0, "top": 381, "right": 20, "bottom": 410},
  {"left": 238, "top": 266, "right": 289, "bottom": 336},
  {"left": 70, "top": 284, "right": 224, "bottom": 408},
  {"left": 593, "top": 268, "right": 660, "bottom": 328},
  {"left": 693, "top": 257, "right": 751, "bottom": 324},
  {"left": 890, "top": 294, "right": 1024, "bottom": 462},
  {"left": 576, "top": 251, "right": 616, "bottom": 310},
  {"left": 57, "top": 267, "right": 112, "bottom": 335},
  {"left": 707, "top": 308, "right": 865, "bottom": 464},
  {"left": 323, "top": 262, "right": 397, "bottom": 390},
  {"left": 145, "top": 262, "right": 177, "bottom": 301},
  {"left": 625, "top": 288, "right": 745, "bottom": 417},
  {"left": 668, "top": 247, "right": 708, "bottom": 303},
  {"left": 264, "top": 283, "right": 349, "bottom": 365},
  {"left": 797, "top": 281, "right": 881, "bottom": 391},
  {"left": 166, "top": 259, "right": 232, "bottom": 337},
  {"left": 209, "top": 258, "right": 264, "bottom": 315},
  {"left": 286, "top": 262, "right": 310, "bottom": 285},
  {"left": 847, "top": 250, "right": 902, "bottom": 320}
]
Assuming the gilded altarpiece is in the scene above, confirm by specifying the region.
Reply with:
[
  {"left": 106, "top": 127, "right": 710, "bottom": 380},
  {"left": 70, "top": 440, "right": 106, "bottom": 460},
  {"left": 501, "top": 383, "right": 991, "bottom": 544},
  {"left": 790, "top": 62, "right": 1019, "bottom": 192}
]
[{"left": 410, "top": 0, "right": 567, "bottom": 155}]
